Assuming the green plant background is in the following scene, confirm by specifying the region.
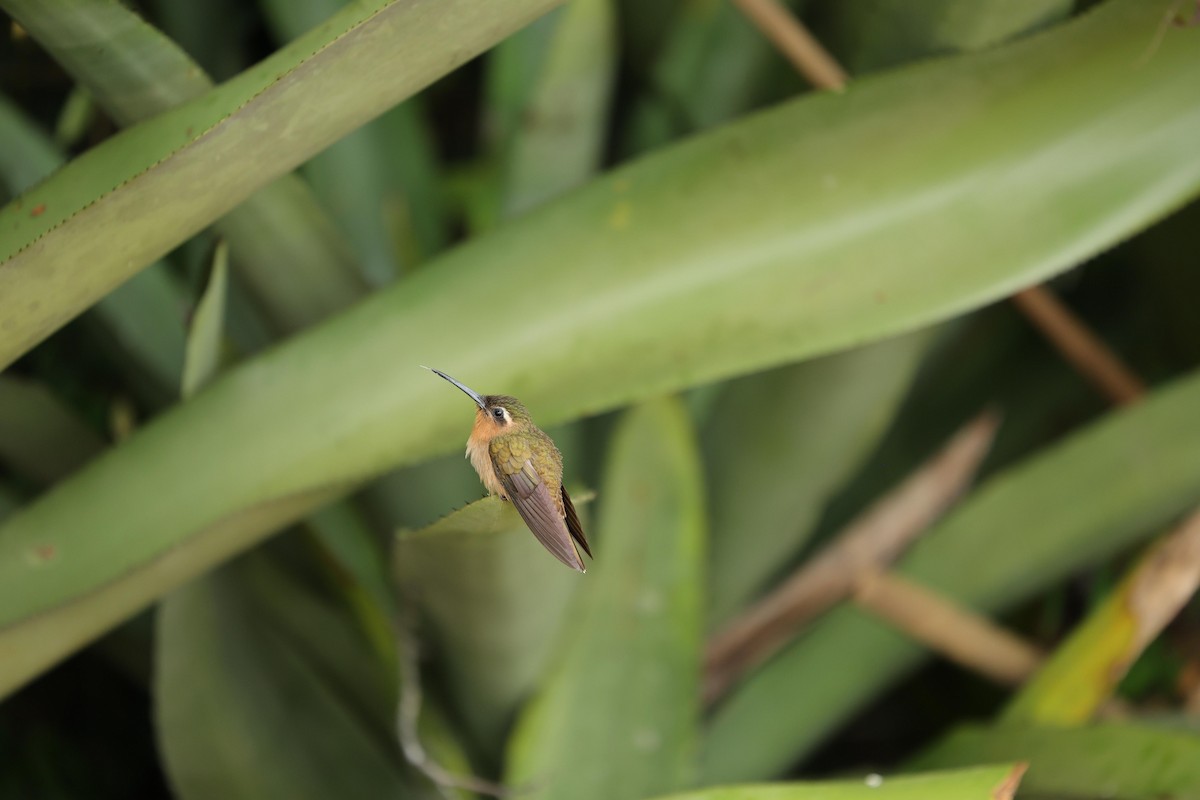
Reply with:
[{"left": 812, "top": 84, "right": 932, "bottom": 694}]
[{"left": 1, "top": 0, "right": 1199, "bottom": 798}]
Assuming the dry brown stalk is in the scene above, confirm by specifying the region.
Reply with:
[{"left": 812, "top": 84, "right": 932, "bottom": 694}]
[
  {"left": 854, "top": 568, "right": 1044, "bottom": 685},
  {"left": 703, "top": 411, "right": 999, "bottom": 705},
  {"left": 1011, "top": 286, "right": 1145, "bottom": 406},
  {"left": 730, "top": 0, "right": 847, "bottom": 90},
  {"left": 1123, "top": 506, "right": 1200, "bottom": 661}
]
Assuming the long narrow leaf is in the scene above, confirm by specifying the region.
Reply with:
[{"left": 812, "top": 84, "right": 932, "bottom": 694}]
[
  {"left": 815, "top": 0, "right": 1074, "bottom": 73},
  {"left": 179, "top": 242, "right": 229, "bottom": 399},
  {"left": 505, "top": 397, "right": 706, "bottom": 800},
  {"left": 395, "top": 496, "right": 583, "bottom": 755},
  {"left": 257, "top": 0, "right": 448, "bottom": 281},
  {"left": 910, "top": 722, "right": 1200, "bottom": 800},
  {"left": 0, "top": 0, "right": 369, "bottom": 332},
  {"left": 0, "top": 0, "right": 564, "bottom": 365},
  {"left": 0, "top": 0, "right": 1197, "bottom": 698},
  {"left": 156, "top": 551, "right": 447, "bottom": 800},
  {"left": 650, "top": 765, "right": 1024, "bottom": 800},
  {"left": 494, "top": 0, "right": 616, "bottom": 217},
  {"left": 0, "top": 94, "right": 187, "bottom": 392},
  {"left": 702, "top": 368, "right": 1200, "bottom": 782}
]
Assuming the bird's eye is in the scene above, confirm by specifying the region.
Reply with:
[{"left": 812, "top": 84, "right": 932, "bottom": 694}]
[{"left": 492, "top": 407, "right": 505, "bottom": 420}]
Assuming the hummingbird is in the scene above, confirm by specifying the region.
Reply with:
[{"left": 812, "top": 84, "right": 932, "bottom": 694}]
[{"left": 425, "top": 367, "right": 592, "bottom": 572}]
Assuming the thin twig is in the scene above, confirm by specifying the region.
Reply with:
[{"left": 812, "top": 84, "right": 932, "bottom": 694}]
[
  {"left": 730, "top": 0, "right": 847, "bottom": 91},
  {"left": 854, "top": 568, "right": 1044, "bottom": 685},
  {"left": 394, "top": 606, "right": 514, "bottom": 798},
  {"left": 1010, "top": 286, "right": 1145, "bottom": 406},
  {"left": 703, "top": 411, "right": 1000, "bottom": 705}
]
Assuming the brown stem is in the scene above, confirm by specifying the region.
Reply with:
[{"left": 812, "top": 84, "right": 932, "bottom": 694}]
[
  {"left": 703, "top": 411, "right": 999, "bottom": 705},
  {"left": 1011, "top": 286, "right": 1145, "bottom": 406},
  {"left": 730, "top": 0, "right": 847, "bottom": 91},
  {"left": 854, "top": 568, "right": 1043, "bottom": 685}
]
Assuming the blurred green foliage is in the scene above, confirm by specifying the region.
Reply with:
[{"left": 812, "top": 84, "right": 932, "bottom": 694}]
[{"left": 1, "top": 0, "right": 1199, "bottom": 798}]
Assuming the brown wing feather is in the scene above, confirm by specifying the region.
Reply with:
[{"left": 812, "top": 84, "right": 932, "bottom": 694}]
[
  {"left": 560, "top": 487, "right": 592, "bottom": 559},
  {"left": 499, "top": 459, "right": 586, "bottom": 572}
]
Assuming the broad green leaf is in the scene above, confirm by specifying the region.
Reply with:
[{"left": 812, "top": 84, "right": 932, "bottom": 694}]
[
  {"left": 1, "top": 0, "right": 1198, "bottom": 698},
  {"left": 258, "top": 0, "right": 448, "bottom": 281},
  {"left": 156, "top": 550, "right": 448, "bottom": 800},
  {"left": 702, "top": 368, "right": 1200, "bottom": 782},
  {"left": 0, "top": 93, "right": 187, "bottom": 393},
  {"left": 395, "top": 495, "right": 583, "bottom": 757},
  {"left": 1, "top": 0, "right": 211, "bottom": 126},
  {"left": 0, "top": 0, "right": 564, "bottom": 366},
  {"left": 813, "top": 0, "right": 1075, "bottom": 74},
  {"left": 180, "top": 241, "right": 229, "bottom": 399},
  {"left": 0, "top": 376, "right": 105, "bottom": 486},
  {"left": 494, "top": 0, "right": 616, "bottom": 217},
  {"left": 705, "top": 330, "right": 931, "bottom": 625},
  {"left": 0, "top": 0, "right": 369, "bottom": 332},
  {"left": 642, "top": 0, "right": 809, "bottom": 137},
  {"left": 650, "top": 765, "right": 1024, "bottom": 800},
  {"left": 505, "top": 398, "right": 705, "bottom": 800},
  {"left": 642, "top": 0, "right": 931, "bottom": 626},
  {"left": 910, "top": 723, "right": 1200, "bottom": 800}
]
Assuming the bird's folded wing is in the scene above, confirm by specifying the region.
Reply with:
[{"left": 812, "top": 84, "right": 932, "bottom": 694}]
[
  {"left": 561, "top": 487, "right": 592, "bottom": 558},
  {"left": 499, "top": 458, "right": 586, "bottom": 572}
]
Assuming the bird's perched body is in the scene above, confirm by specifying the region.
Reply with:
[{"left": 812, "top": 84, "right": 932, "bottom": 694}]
[{"left": 426, "top": 369, "right": 592, "bottom": 572}]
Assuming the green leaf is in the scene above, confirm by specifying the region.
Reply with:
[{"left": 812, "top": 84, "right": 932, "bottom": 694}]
[
  {"left": 505, "top": 398, "right": 705, "bottom": 800},
  {"left": 814, "top": 0, "right": 1075, "bottom": 74},
  {"left": 641, "top": 0, "right": 808, "bottom": 137},
  {"left": 493, "top": 0, "right": 617, "bottom": 217},
  {"left": 0, "top": 377, "right": 105, "bottom": 486},
  {"left": 1, "top": 0, "right": 211, "bottom": 126},
  {"left": 704, "top": 330, "right": 932, "bottom": 625},
  {"left": 649, "top": 765, "right": 1023, "bottom": 800},
  {"left": 0, "top": 0, "right": 564, "bottom": 365},
  {"left": 0, "top": 93, "right": 187, "bottom": 393},
  {"left": 395, "top": 495, "right": 584, "bottom": 757},
  {"left": 701, "top": 367, "right": 1200, "bottom": 782},
  {"left": 0, "top": 0, "right": 369, "bottom": 332},
  {"left": 258, "top": 0, "right": 448, "bottom": 280},
  {"left": 180, "top": 241, "right": 229, "bottom": 399},
  {"left": 0, "top": 95, "right": 67, "bottom": 194},
  {"left": 1, "top": 0, "right": 1198, "bottom": 698},
  {"left": 155, "top": 549, "right": 444, "bottom": 800},
  {"left": 910, "top": 723, "right": 1200, "bottom": 800}
]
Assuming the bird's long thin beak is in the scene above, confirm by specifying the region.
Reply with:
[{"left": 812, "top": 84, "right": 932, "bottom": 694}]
[{"left": 423, "top": 366, "right": 487, "bottom": 410}]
